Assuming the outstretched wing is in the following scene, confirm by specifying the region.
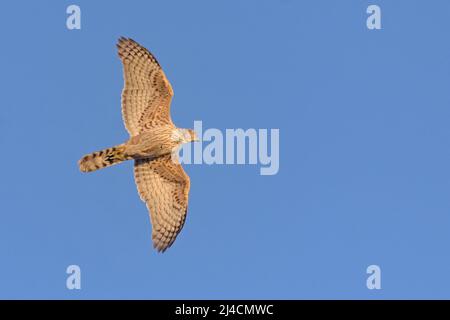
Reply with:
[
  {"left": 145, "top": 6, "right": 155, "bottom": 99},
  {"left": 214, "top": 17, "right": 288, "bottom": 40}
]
[
  {"left": 117, "top": 37, "right": 174, "bottom": 136},
  {"left": 134, "top": 154, "right": 190, "bottom": 252}
]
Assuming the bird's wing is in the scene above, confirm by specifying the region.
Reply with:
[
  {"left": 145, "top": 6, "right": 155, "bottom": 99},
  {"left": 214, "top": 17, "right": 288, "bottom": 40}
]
[
  {"left": 117, "top": 37, "right": 174, "bottom": 136},
  {"left": 134, "top": 154, "right": 190, "bottom": 252}
]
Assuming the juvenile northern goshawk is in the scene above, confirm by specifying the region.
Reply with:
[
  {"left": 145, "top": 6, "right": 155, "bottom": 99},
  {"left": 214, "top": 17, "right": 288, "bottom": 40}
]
[{"left": 78, "top": 37, "right": 198, "bottom": 252}]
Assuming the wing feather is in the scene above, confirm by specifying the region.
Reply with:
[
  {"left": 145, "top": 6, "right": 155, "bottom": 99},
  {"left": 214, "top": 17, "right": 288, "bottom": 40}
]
[
  {"left": 117, "top": 37, "right": 174, "bottom": 136},
  {"left": 134, "top": 154, "right": 190, "bottom": 252}
]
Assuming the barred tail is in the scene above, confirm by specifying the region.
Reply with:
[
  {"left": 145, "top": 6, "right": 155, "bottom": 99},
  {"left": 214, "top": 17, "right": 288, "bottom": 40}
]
[{"left": 78, "top": 144, "right": 130, "bottom": 173}]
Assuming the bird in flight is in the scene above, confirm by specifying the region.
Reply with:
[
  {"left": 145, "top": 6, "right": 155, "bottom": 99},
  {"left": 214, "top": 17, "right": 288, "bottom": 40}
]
[{"left": 78, "top": 37, "right": 199, "bottom": 252}]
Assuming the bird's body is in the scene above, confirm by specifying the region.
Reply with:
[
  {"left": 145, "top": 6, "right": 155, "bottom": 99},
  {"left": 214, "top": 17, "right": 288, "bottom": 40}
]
[
  {"left": 78, "top": 37, "right": 198, "bottom": 252},
  {"left": 79, "top": 126, "right": 195, "bottom": 172}
]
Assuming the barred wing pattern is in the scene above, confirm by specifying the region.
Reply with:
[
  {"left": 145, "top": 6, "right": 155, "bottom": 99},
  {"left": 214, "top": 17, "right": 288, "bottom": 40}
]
[
  {"left": 134, "top": 155, "right": 191, "bottom": 252},
  {"left": 117, "top": 37, "right": 174, "bottom": 136}
]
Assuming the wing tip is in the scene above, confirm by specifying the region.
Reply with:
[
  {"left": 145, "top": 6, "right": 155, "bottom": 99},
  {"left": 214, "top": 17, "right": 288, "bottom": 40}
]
[
  {"left": 117, "top": 36, "right": 140, "bottom": 47},
  {"left": 117, "top": 37, "right": 162, "bottom": 67},
  {"left": 153, "top": 241, "right": 170, "bottom": 253},
  {"left": 152, "top": 231, "right": 177, "bottom": 253}
]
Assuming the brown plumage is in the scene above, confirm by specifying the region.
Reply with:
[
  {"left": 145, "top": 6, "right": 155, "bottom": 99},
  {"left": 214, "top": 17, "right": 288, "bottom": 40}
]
[{"left": 78, "top": 37, "right": 199, "bottom": 252}]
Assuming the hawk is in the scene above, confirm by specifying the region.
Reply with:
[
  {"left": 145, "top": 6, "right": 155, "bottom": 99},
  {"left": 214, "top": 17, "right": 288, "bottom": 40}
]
[{"left": 78, "top": 37, "right": 199, "bottom": 252}]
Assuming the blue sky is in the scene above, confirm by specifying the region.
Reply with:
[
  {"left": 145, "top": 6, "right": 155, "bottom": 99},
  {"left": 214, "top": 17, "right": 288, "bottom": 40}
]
[{"left": 1, "top": 0, "right": 450, "bottom": 299}]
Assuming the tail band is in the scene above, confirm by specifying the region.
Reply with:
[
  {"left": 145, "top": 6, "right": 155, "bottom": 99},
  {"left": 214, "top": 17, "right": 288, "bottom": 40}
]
[{"left": 78, "top": 144, "right": 129, "bottom": 172}]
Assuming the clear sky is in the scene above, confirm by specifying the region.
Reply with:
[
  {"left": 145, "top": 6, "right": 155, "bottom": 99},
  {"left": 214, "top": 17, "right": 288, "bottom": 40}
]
[{"left": 1, "top": 0, "right": 450, "bottom": 299}]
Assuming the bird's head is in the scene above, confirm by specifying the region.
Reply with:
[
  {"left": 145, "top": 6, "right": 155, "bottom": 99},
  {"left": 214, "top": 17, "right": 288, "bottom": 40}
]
[
  {"left": 186, "top": 129, "right": 200, "bottom": 142},
  {"left": 172, "top": 128, "right": 200, "bottom": 144}
]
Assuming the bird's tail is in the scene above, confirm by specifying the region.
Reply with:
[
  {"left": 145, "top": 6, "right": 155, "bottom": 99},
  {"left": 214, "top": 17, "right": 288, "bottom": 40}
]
[{"left": 78, "top": 144, "right": 130, "bottom": 173}]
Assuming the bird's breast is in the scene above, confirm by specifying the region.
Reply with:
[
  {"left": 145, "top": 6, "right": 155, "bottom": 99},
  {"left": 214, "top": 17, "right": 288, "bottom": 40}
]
[{"left": 125, "top": 130, "right": 177, "bottom": 159}]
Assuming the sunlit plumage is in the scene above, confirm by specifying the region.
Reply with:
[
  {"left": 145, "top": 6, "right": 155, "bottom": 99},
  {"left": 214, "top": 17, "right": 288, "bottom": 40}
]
[{"left": 78, "top": 37, "right": 198, "bottom": 252}]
